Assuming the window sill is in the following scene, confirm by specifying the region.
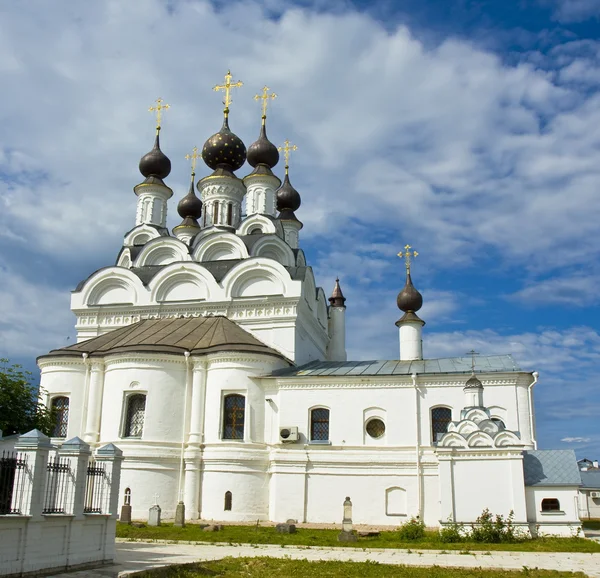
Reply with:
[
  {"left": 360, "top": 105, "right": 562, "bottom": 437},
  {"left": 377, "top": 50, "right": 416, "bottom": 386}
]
[
  {"left": 308, "top": 440, "right": 331, "bottom": 445},
  {"left": 539, "top": 511, "right": 565, "bottom": 516}
]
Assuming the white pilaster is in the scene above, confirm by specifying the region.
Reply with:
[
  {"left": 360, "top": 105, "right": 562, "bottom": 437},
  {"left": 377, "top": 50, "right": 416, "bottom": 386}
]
[
  {"left": 243, "top": 173, "right": 280, "bottom": 217},
  {"left": 84, "top": 361, "right": 105, "bottom": 444},
  {"left": 281, "top": 220, "right": 302, "bottom": 249}
]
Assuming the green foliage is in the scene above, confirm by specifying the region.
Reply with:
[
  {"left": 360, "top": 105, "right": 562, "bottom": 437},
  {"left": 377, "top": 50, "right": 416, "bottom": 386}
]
[
  {"left": 130, "top": 556, "right": 587, "bottom": 577},
  {"left": 439, "top": 518, "right": 465, "bottom": 543},
  {"left": 0, "top": 359, "right": 55, "bottom": 437},
  {"left": 397, "top": 517, "right": 425, "bottom": 540},
  {"left": 470, "top": 509, "right": 521, "bottom": 543}
]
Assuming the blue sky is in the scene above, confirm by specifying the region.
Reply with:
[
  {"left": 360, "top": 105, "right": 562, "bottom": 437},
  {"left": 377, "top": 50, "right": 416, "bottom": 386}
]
[{"left": 0, "top": 0, "right": 599, "bottom": 458}]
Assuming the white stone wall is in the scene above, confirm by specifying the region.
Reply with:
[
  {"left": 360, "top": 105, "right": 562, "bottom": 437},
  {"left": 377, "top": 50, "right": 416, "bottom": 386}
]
[
  {"left": 579, "top": 490, "right": 600, "bottom": 519},
  {"left": 525, "top": 486, "right": 582, "bottom": 536}
]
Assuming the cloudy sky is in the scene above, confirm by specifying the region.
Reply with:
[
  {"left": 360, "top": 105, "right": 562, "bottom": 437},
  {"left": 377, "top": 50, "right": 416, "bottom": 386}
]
[{"left": 0, "top": 0, "right": 599, "bottom": 457}]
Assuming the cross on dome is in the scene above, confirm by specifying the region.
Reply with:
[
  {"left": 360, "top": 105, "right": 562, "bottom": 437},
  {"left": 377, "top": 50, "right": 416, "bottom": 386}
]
[
  {"left": 148, "top": 98, "right": 170, "bottom": 133},
  {"left": 278, "top": 140, "right": 298, "bottom": 174},
  {"left": 213, "top": 70, "right": 243, "bottom": 117},
  {"left": 184, "top": 146, "right": 201, "bottom": 177},
  {"left": 254, "top": 86, "right": 277, "bottom": 122},
  {"left": 398, "top": 244, "right": 418, "bottom": 273}
]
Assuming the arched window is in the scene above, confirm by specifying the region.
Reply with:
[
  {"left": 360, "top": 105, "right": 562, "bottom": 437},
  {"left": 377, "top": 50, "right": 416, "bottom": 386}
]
[
  {"left": 124, "top": 488, "right": 131, "bottom": 506},
  {"left": 227, "top": 203, "right": 233, "bottom": 226},
  {"left": 51, "top": 397, "right": 69, "bottom": 438},
  {"left": 431, "top": 407, "right": 452, "bottom": 443},
  {"left": 124, "top": 394, "right": 146, "bottom": 438},
  {"left": 541, "top": 498, "right": 560, "bottom": 512},
  {"left": 213, "top": 202, "right": 219, "bottom": 225},
  {"left": 224, "top": 491, "right": 232, "bottom": 511},
  {"left": 222, "top": 394, "right": 245, "bottom": 440},
  {"left": 310, "top": 408, "right": 330, "bottom": 441}
]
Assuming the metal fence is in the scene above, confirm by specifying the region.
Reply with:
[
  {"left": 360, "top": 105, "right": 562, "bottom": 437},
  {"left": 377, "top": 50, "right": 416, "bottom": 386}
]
[
  {"left": 84, "top": 461, "right": 106, "bottom": 514},
  {"left": 0, "top": 451, "right": 28, "bottom": 515},
  {"left": 43, "top": 454, "right": 71, "bottom": 514}
]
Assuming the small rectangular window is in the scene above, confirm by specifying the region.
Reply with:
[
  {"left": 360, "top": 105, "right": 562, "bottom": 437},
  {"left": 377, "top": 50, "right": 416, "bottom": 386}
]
[
  {"left": 124, "top": 394, "right": 146, "bottom": 438},
  {"left": 51, "top": 397, "right": 69, "bottom": 438},
  {"left": 310, "top": 408, "right": 330, "bottom": 441},
  {"left": 223, "top": 394, "right": 245, "bottom": 440}
]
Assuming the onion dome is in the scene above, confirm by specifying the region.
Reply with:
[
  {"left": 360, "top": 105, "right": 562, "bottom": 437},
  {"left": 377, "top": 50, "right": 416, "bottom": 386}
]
[
  {"left": 276, "top": 173, "right": 301, "bottom": 213},
  {"left": 396, "top": 271, "right": 423, "bottom": 313},
  {"left": 464, "top": 373, "right": 483, "bottom": 389},
  {"left": 329, "top": 278, "right": 346, "bottom": 307},
  {"left": 202, "top": 117, "right": 246, "bottom": 172},
  {"left": 247, "top": 123, "right": 279, "bottom": 169},
  {"left": 139, "top": 132, "right": 171, "bottom": 179},
  {"left": 177, "top": 179, "right": 203, "bottom": 221}
]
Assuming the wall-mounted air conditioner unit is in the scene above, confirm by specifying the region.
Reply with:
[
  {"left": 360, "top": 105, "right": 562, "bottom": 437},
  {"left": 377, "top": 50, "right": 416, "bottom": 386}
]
[
  {"left": 590, "top": 491, "right": 600, "bottom": 498},
  {"left": 279, "top": 426, "right": 299, "bottom": 443}
]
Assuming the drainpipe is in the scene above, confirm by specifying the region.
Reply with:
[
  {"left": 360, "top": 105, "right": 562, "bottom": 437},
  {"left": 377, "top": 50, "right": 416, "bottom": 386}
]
[
  {"left": 528, "top": 372, "right": 538, "bottom": 450},
  {"left": 177, "top": 351, "right": 191, "bottom": 502},
  {"left": 412, "top": 372, "right": 422, "bottom": 519}
]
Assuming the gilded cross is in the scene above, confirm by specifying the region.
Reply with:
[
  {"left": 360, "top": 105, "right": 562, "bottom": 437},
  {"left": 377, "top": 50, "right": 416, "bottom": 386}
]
[
  {"left": 397, "top": 244, "right": 418, "bottom": 272},
  {"left": 185, "top": 146, "right": 201, "bottom": 176},
  {"left": 148, "top": 98, "right": 170, "bottom": 132},
  {"left": 213, "top": 70, "right": 243, "bottom": 115},
  {"left": 278, "top": 139, "right": 298, "bottom": 172},
  {"left": 467, "top": 349, "right": 480, "bottom": 372},
  {"left": 254, "top": 85, "right": 277, "bottom": 120}
]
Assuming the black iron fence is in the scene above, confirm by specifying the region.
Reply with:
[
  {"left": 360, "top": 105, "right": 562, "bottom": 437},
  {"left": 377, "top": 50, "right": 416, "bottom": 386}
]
[
  {"left": 0, "top": 451, "right": 28, "bottom": 515},
  {"left": 84, "top": 462, "right": 106, "bottom": 514},
  {"left": 43, "top": 455, "right": 71, "bottom": 514}
]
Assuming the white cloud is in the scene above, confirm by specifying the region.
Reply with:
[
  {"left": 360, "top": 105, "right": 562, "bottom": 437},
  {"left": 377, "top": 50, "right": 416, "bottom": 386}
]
[
  {"left": 561, "top": 437, "right": 592, "bottom": 443},
  {"left": 509, "top": 273, "right": 600, "bottom": 306},
  {"left": 550, "top": 0, "right": 600, "bottom": 22}
]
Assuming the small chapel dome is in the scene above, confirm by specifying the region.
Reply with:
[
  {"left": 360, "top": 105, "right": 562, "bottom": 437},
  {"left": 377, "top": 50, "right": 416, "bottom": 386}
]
[
  {"left": 464, "top": 373, "right": 483, "bottom": 389},
  {"left": 139, "top": 133, "right": 171, "bottom": 180},
  {"left": 396, "top": 272, "right": 423, "bottom": 313},
  {"left": 329, "top": 278, "right": 346, "bottom": 307},
  {"left": 276, "top": 173, "right": 301, "bottom": 213},
  {"left": 202, "top": 117, "right": 246, "bottom": 172},
  {"left": 247, "top": 123, "right": 279, "bottom": 169},
  {"left": 177, "top": 179, "right": 203, "bottom": 220}
]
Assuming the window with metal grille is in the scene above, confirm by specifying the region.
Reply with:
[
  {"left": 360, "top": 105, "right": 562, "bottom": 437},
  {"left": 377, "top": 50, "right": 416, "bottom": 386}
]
[
  {"left": 224, "top": 491, "right": 232, "bottom": 511},
  {"left": 541, "top": 498, "right": 560, "bottom": 512},
  {"left": 51, "top": 397, "right": 69, "bottom": 438},
  {"left": 222, "top": 394, "right": 245, "bottom": 440},
  {"left": 124, "top": 394, "right": 146, "bottom": 438},
  {"left": 366, "top": 418, "right": 386, "bottom": 439},
  {"left": 431, "top": 407, "right": 452, "bottom": 443},
  {"left": 310, "top": 408, "right": 330, "bottom": 441}
]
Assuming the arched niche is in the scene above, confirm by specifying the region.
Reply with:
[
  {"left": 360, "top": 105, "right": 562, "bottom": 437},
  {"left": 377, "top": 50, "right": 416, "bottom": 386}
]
[
  {"left": 135, "top": 238, "right": 190, "bottom": 267},
  {"left": 81, "top": 269, "right": 143, "bottom": 307},
  {"left": 222, "top": 259, "right": 293, "bottom": 300},
  {"left": 123, "top": 224, "right": 163, "bottom": 246},
  {"left": 437, "top": 432, "right": 468, "bottom": 448},
  {"left": 467, "top": 430, "right": 494, "bottom": 447},
  {"left": 237, "top": 214, "right": 278, "bottom": 236},
  {"left": 149, "top": 264, "right": 220, "bottom": 303},
  {"left": 494, "top": 431, "right": 522, "bottom": 447},
  {"left": 385, "top": 487, "right": 407, "bottom": 516},
  {"left": 251, "top": 237, "right": 295, "bottom": 267},
  {"left": 117, "top": 249, "right": 132, "bottom": 269},
  {"left": 193, "top": 233, "right": 248, "bottom": 262}
]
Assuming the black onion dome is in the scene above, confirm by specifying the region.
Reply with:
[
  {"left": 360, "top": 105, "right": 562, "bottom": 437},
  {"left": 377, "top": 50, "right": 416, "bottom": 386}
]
[
  {"left": 139, "top": 133, "right": 171, "bottom": 179},
  {"left": 396, "top": 271, "right": 423, "bottom": 312},
  {"left": 464, "top": 373, "right": 483, "bottom": 389},
  {"left": 202, "top": 117, "right": 246, "bottom": 172},
  {"left": 247, "top": 123, "right": 279, "bottom": 168},
  {"left": 177, "top": 179, "right": 203, "bottom": 220},
  {"left": 276, "top": 173, "right": 301, "bottom": 212}
]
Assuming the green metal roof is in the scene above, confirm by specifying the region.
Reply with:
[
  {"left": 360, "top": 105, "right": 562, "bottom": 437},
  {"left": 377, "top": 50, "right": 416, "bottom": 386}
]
[{"left": 269, "top": 354, "right": 521, "bottom": 378}]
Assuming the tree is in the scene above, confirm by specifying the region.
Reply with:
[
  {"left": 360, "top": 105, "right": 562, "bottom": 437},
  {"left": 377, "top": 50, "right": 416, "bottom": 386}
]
[{"left": 0, "top": 359, "right": 55, "bottom": 436}]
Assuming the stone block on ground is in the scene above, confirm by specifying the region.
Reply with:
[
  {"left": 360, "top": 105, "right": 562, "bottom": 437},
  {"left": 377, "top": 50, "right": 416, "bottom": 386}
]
[
  {"left": 286, "top": 518, "right": 298, "bottom": 524},
  {"left": 120, "top": 504, "right": 132, "bottom": 524},
  {"left": 276, "top": 523, "right": 297, "bottom": 534},
  {"left": 203, "top": 524, "right": 224, "bottom": 531},
  {"left": 148, "top": 504, "right": 161, "bottom": 527},
  {"left": 338, "top": 530, "right": 358, "bottom": 542},
  {"left": 174, "top": 501, "right": 185, "bottom": 527},
  {"left": 357, "top": 530, "right": 380, "bottom": 537}
]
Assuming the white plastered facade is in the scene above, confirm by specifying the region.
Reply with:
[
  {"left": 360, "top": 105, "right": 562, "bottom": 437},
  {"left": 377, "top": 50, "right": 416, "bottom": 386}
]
[{"left": 37, "top": 128, "right": 581, "bottom": 535}]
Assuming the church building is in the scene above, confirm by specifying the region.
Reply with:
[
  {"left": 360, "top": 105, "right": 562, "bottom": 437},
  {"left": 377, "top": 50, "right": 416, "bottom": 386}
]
[{"left": 37, "top": 73, "right": 582, "bottom": 536}]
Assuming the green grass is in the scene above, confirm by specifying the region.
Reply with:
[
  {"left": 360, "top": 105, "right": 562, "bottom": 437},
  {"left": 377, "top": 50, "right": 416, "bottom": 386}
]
[
  {"left": 128, "top": 557, "right": 587, "bottom": 577},
  {"left": 116, "top": 523, "right": 600, "bottom": 553}
]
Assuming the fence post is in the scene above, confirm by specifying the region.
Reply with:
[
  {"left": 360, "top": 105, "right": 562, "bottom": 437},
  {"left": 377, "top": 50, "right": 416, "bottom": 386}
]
[
  {"left": 95, "top": 444, "right": 123, "bottom": 517},
  {"left": 59, "top": 437, "right": 91, "bottom": 518},
  {"left": 14, "top": 429, "right": 52, "bottom": 519}
]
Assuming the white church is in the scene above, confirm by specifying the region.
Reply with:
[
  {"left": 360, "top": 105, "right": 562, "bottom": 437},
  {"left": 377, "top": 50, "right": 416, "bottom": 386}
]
[{"left": 37, "top": 74, "right": 583, "bottom": 536}]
